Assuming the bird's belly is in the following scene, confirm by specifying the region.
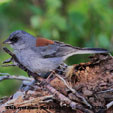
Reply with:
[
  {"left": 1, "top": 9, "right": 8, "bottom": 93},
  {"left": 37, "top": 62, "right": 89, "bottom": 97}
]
[
  {"left": 32, "top": 58, "right": 62, "bottom": 73},
  {"left": 15, "top": 50, "right": 62, "bottom": 74}
]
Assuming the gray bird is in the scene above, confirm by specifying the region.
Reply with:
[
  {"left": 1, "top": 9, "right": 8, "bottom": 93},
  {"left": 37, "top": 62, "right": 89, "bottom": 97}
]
[{"left": 3, "top": 30, "right": 109, "bottom": 77}]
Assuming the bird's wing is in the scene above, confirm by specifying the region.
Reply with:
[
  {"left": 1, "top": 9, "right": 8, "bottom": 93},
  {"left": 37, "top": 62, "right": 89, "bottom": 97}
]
[
  {"left": 32, "top": 38, "right": 78, "bottom": 58},
  {"left": 32, "top": 38, "right": 108, "bottom": 58},
  {"left": 36, "top": 37, "right": 54, "bottom": 47}
]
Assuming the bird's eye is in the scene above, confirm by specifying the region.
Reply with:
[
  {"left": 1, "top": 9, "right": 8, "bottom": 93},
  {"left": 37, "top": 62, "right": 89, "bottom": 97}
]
[{"left": 10, "top": 37, "right": 18, "bottom": 43}]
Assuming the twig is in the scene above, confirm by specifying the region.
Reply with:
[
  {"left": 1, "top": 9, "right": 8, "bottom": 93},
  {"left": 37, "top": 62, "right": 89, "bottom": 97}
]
[
  {"left": 97, "top": 89, "right": 113, "bottom": 94},
  {"left": 8, "top": 95, "right": 54, "bottom": 106},
  {"left": 0, "top": 73, "right": 33, "bottom": 81},
  {"left": 106, "top": 101, "right": 113, "bottom": 109},
  {"left": 109, "top": 53, "right": 113, "bottom": 59},
  {"left": 2, "top": 58, "right": 13, "bottom": 64},
  {"left": 1, "top": 64, "right": 16, "bottom": 67},
  {"left": 55, "top": 74, "right": 92, "bottom": 108}
]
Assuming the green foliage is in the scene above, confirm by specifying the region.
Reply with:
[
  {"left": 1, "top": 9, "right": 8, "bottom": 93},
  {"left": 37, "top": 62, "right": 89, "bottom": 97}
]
[{"left": 0, "top": 0, "right": 113, "bottom": 97}]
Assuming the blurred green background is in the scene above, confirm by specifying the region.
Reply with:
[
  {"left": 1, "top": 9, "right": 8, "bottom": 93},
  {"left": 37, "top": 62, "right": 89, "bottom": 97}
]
[{"left": 0, "top": 0, "right": 113, "bottom": 97}]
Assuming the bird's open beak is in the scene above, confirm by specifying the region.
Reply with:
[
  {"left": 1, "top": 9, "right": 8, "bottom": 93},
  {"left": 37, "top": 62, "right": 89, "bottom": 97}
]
[{"left": 3, "top": 39, "right": 12, "bottom": 44}]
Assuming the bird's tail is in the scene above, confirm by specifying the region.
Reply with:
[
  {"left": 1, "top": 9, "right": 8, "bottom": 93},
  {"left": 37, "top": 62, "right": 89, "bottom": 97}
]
[{"left": 75, "top": 48, "right": 109, "bottom": 54}]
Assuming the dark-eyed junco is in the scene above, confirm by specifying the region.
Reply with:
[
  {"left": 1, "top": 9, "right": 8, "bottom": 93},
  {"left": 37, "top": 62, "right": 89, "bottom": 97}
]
[{"left": 3, "top": 30, "right": 109, "bottom": 77}]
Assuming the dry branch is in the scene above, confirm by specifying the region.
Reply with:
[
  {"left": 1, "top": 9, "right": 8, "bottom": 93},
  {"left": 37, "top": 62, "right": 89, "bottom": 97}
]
[{"left": 0, "top": 73, "right": 33, "bottom": 81}]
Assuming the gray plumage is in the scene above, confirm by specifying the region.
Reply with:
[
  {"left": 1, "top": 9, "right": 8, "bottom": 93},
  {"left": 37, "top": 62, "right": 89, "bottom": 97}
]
[{"left": 3, "top": 30, "right": 109, "bottom": 77}]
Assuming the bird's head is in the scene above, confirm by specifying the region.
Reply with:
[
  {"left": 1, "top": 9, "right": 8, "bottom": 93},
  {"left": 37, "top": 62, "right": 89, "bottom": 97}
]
[{"left": 3, "top": 30, "right": 36, "bottom": 50}]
